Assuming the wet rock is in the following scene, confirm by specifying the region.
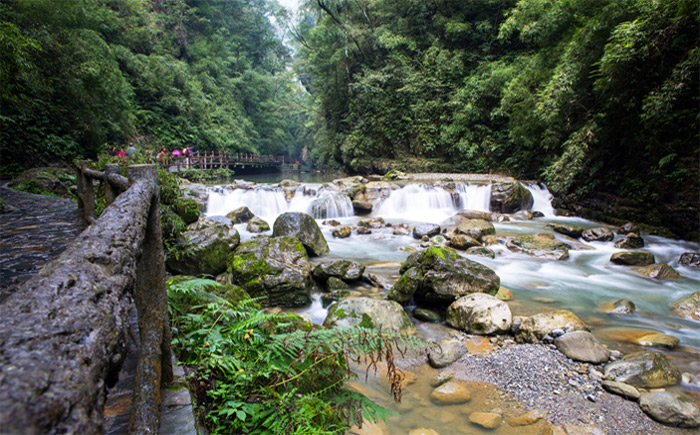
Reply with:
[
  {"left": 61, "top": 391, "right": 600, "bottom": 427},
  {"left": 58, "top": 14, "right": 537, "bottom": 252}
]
[
  {"left": 358, "top": 216, "right": 385, "bottom": 228},
  {"left": 226, "top": 206, "right": 254, "bottom": 224},
  {"left": 326, "top": 277, "right": 349, "bottom": 291},
  {"left": 614, "top": 233, "right": 644, "bottom": 249},
  {"left": 465, "top": 246, "right": 496, "bottom": 259},
  {"left": 603, "top": 351, "right": 680, "bottom": 388},
  {"left": 608, "top": 299, "right": 636, "bottom": 315},
  {"left": 246, "top": 216, "right": 270, "bottom": 233},
  {"left": 639, "top": 391, "right": 700, "bottom": 428},
  {"left": 469, "top": 412, "right": 502, "bottom": 429},
  {"left": 332, "top": 225, "right": 351, "bottom": 238},
  {"left": 610, "top": 250, "right": 655, "bottom": 266},
  {"left": 313, "top": 260, "right": 365, "bottom": 282},
  {"left": 553, "top": 331, "right": 610, "bottom": 364},
  {"left": 616, "top": 222, "right": 640, "bottom": 235},
  {"left": 512, "top": 210, "right": 533, "bottom": 220},
  {"left": 632, "top": 263, "right": 680, "bottom": 279},
  {"left": 229, "top": 236, "right": 312, "bottom": 307},
  {"left": 430, "top": 234, "right": 448, "bottom": 247},
  {"left": 517, "top": 310, "right": 588, "bottom": 343},
  {"left": 428, "top": 339, "right": 468, "bottom": 368},
  {"left": 393, "top": 246, "right": 500, "bottom": 306},
  {"left": 489, "top": 181, "right": 533, "bottom": 213},
  {"left": 448, "top": 233, "right": 480, "bottom": 250},
  {"left": 546, "top": 223, "right": 585, "bottom": 239},
  {"left": 506, "top": 234, "right": 570, "bottom": 260},
  {"left": 430, "top": 371, "right": 455, "bottom": 387},
  {"left": 495, "top": 287, "right": 513, "bottom": 301},
  {"left": 324, "top": 219, "right": 341, "bottom": 226},
  {"left": 582, "top": 227, "right": 614, "bottom": 242},
  {"left": 505, "top": 409, "right": 547, "bottom": 426},
  {"left": 173, "top": 197, "right": 200, "bottom": 224},
  {"left": 449, "top": 217, "right": 496, "bottom": 241},
  {"left": 430, "top": 380, "right": 472, "bottom": 405},
  {"left": 446, "top": 293, "right": 512, "bottom": 335},
  {"left": 166, "top": 217, "right": 240, "bottom": 276},
  {"left": 601, "top": 380, "right": 640, "bottom": 401},
  {"left": 671, "top": 291, "right": 700, "bottom": 320},
  {"left": 455, "top": 209, "right": 508, "bottom": 222},
  {"left": 387, "top": 267, "right": 423, "bottom": 304},
  {"left": 481, "top": 234, "right": 499, "bottom": 245},
  {"left": 679, "top": 252, "right": 700, "bottom": 269},
  {"left": 179, "top": 183, "right": 209, "bottom": 211},
  {"left": 331, "top": 176, "right": 368, "bottom": 197},
  {"left": 413, "top": 223, "right": 441, "bottom": 239},
  {"left": 272, "top": 211, "right": 329, "bottom": 257},
  {"left": 636, "top": 332, "right": 679, "bottom": 350},
  {"left": 413, "top": 307, "right": 442, "bottom": 323},
  {"left": 323, "top": 297, "right": 416, "bottom": 333},
  {"left": 351, "top": 199, "right": 373, "bottom": 215},
  {"left": 10, "top": 167, "right": 74, "bottom": 198},
  {"left": 392, "top": 227, "right": 410, "bottom": 236},
  {"left": 363, "top": 273, "right": 389, "bottom": 290},
  {"left": 356, "top": 227, "right": 372, "bottom": 235}
]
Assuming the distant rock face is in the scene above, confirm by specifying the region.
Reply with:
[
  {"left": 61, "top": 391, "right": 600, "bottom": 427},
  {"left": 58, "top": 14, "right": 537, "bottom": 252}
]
[
  {"left": 639, "top": 391, "right": 700, "bottom": 428},
  {"left": 506, "top": 234, "right": 570, "bottom": 260},
  {"left": 387, "top": 246, "right": 500, "bottom": 306},
  {"left": 603, "top": 351, "right": 680, "bottom": 388},
  {"left": 446, "top": 293, "right": 512, "bottom": 335},
  {"left": 166, "top": 217, "right": 240, "bottom": 276},
  {"left": 229, "top": 236, "right": 312, "bottom": 307},
  {"left": 516, "top": 310, "right": 588, "bottom": 343},
  {"left": 272, "top": 211, "right": 329, "bottom": 257},
  {"left": 489, "top": 182, "right": 533, "bottom": 213},
  {"left": 323, "top": 297, "right": 416, "bottom": 333}
]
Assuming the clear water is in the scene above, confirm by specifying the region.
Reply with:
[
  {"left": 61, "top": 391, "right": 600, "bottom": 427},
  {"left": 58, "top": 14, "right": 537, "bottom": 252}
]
[{"left": 204, "top": 177, "right": 700, "bottom": 431}]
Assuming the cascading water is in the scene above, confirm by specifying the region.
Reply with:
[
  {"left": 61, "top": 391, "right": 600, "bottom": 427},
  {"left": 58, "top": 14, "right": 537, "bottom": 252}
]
[
  {"left": 526, "top": 182, "right": 556, "bottom": 217},
  {"left": 456, "top": 183, "right": 492, "bottom": 212},
  {"left": 309, "top": 191, "right": 354, "bottom": 219}
]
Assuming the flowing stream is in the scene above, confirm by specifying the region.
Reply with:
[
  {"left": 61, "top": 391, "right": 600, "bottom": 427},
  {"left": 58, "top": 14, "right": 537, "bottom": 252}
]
[{"left": 204, "top": 176, "right": 700, "bottom": 433}]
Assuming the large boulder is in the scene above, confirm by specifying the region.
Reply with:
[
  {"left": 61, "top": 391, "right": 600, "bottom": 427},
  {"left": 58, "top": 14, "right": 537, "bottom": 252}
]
[
  {"left": 671, "top": 291, "right": 700, "bottom": 321},
  {"left": 553, "top": 331, "right": 610, "bottom": 364},
  {"left": 516, "top": 310, "right": 588, "bottom": 342},
  {"left": 603, "top": 351, "right": 680, "bottom": 388},
  {"left": 639, "top": 391, "right": 700, "bottom": 428},
  {"left": 610, "top": 251, "right": 655, "bottom": 266},
  {"left": 323, "top": 297, "right": 415, "bottom": 333},
  {"left": 446, "top": 293, "right": 512, "bottom": 335},
  {"left": 273, "top": 211, "right": 329, "bottom": 256},
  {"left": 172, "top": 197, "right": 200, "bottom": 224},
  {"left": 581, "top": 227, "right": 614, "bottom": 242},
  {"left": 229, "top": 236, "right": 312, "bottom": 307},
  {"left": 489, "top": 182, "right": 533, "bottom": 213},
  {"left": 442, "top": 215, "right": 495, "bottom": 241},
  {"left": 388, "top": 246, "right": 500, "bottom": 306},
  {"left": 166, "top": 217, "right": 240, "bottom": 276},
  {"left": 506, "top": 234, "right": 570, "bottom": 260},
  {"left": 179, "top": 182, "right": 209, "bottom": 211},
  {"left": 448, "top": 233, "right": 481, "bottom": 250},
  {"left": 331, "top": 176, "right": 368, "bottom": 197},
  {"left": 633, "top": 263, "right": 680, "bottom": 279},
  {"left": 313, "top": 260, "right": 365, "bottom": 282},
  {"left": 412, "top": 223, "right": 441, "bottom": 239},
  {"left": 226, "top": 206, "right": 254, "bottom": 224}
]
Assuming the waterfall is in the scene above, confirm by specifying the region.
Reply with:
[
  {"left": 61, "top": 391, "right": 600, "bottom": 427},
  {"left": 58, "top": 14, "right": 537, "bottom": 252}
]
[
  {"left": 375, "top": 184, "right": 458, "bottom": 223},
  {"left": 456, "top": 183, "right": 492, "bottom": 212},
  {"left": 309, "top": 191, "right": 354, "bottom": 219},
  {"left": 525, "top": 182, "right": 555, "bottom": 217}
]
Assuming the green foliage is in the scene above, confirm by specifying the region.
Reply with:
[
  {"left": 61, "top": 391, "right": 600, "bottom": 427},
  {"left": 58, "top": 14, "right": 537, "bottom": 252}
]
[
  {"left": 168, "top": 278, "right": 433, "bottom": 434},
  {"left": 177, "top": 168, "right": 233, "bottom": 183}
]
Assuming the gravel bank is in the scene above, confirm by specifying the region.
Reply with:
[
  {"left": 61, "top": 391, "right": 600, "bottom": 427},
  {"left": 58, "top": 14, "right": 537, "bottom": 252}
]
[{"left": 449, "top": 342, "right": 694, "bottom": 435}]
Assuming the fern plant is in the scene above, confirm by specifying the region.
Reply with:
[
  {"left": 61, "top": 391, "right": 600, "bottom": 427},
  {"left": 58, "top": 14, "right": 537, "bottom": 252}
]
[{"left": 167, "top": 278, "right": 435, "bottom": 434}]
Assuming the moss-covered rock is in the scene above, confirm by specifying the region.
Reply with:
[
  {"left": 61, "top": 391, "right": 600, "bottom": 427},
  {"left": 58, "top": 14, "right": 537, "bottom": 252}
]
[
  {"left": 506, "top": 234, "right": 570, "bottom": 260},
  {"left": 10, "top": 167, "right": 75, "bottom": 198},
  {"left": 246, "top": 216, "right": 270, "bottom": 233},
  {"left": 272, "top": 211, "right": 329, "bottom": 257},
  {"left": 610, "top": 251, "right": 655, "bottom": 266},
  {"left": 545, "top": 223, "right": 585, "bottom": 239},
  {"left": 166, "top": 217, "right": 240, "bottom": 276},
  {"left": 229, "top": 236, "right": 312, "bottom": 307},
  {"left": 173, "top": 196, "right": 200, "bottom": 224},
  {"left": 313, "top": 260, "right": 365, "bottom": 282},
  {"left": 387, "top": 267, "right": 423, "bottom": 304},
  {"left": 323, "top": 297, "right": 416, "bottom": 333},
  {"left": 489, "top": 182, "right": 533, "bottom": 213},
  {"left": 604, "top": 351, "right": 680, "bottom": 388},
  {"left": 442, "top": 216, "right": 495, "bottom": 241},
  {"left": 226, "top": 206, "right": 254, "bottom": 224},
  {"left": 614, "top": 233, "right": 644, "bottom": 249}
]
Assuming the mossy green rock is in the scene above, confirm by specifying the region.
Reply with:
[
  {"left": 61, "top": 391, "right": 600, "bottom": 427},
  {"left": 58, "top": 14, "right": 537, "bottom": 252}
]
[
  {"left": 489, "top": 182, "right": 533, "bottom": 213},
  {"left": 323, "top": 297, "right": 416, "bottom": 333},
  {"left": 671, "top": 291, "right": 700, "bottom": 321},
  {"left": 229, "top": 236, "right": 312, "bottom": 307},
  {"left": 11, "top": 167, "right": 75, "bottom": 198},
  {"left": 387, "top": 267, "right": 423, "bottom": 304},
  {"left": 395, "top": 246, "right": 500, "bottom": 306},
  {"left": 604, "top": 351, "right": 680, "bottom": 388},
  {"left": 226, "top": 206, "right": 254, "bottom": 224},
  {"left": 166, "top": 217, "right": 240, "bottom": 276},
  {"left": 246, "top": 216, "right": 270, "bottom": 233},
  {"left": 173, "top": 197, "right": 200, "bottom": 224},
  {"left": 506, "top": 234, "right": 570, "bottom": 260},
  {"left": 273, "top": 211, "right": 329, "bottom": 256},
  {"left": 610, "top": 251, "right": 655, "bottom": 266}
]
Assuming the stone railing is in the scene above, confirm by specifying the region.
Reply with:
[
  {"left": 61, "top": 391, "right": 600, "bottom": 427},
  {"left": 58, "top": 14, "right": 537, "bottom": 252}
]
[{"left": 0, "top": 164, "right": 172, "bottom": 433}]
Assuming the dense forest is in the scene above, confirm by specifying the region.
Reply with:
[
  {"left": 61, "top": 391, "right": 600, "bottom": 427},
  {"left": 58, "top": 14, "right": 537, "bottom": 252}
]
[{"left": 1, "top": 0, "right": 698, "bottom": 238}]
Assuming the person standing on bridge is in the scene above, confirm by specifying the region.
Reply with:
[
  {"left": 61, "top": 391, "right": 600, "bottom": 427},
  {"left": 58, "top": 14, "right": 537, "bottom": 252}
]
[{"left": 157, "top": 147, "right": 168, "bottom": 167}]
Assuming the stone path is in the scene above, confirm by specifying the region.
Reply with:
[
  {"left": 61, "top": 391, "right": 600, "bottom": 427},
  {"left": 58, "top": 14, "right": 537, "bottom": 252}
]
[{"left": 0, "top": 186, "right": 85, "bottom": 301}]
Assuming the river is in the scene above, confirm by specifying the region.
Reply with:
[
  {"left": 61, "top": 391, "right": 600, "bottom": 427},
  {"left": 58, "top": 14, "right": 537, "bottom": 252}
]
[{"left": 204, "top": 173, "right": 700, "bottom": 433}]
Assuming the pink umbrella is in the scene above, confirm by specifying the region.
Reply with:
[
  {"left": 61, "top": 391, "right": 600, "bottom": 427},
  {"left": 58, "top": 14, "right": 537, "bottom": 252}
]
[{"left": 171, "top": 149, "right": 181, "bottom": 156}]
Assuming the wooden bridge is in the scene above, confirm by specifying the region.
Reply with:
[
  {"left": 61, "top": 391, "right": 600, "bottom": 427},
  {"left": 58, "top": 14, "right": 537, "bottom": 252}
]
[
  {"left": 0, "top": 163, "right": 172, "bottom": 433},
  {"left": 169, "top": 151, "right": 286, "bottom": 171}
]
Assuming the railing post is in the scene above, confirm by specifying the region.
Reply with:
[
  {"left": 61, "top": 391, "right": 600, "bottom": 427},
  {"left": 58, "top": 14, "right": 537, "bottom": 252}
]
[
  {"left": 127, "top": 164, "right": 173, "bottom": 434},
  {"left": 104, "top": 164, "right": 121, "bottom": 206}
]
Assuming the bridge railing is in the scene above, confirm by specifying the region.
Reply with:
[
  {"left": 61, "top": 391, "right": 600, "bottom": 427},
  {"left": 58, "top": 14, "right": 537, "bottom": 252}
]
[
  {"left": 170, "top": 150, "right": 285, "bottom": 170},
  {"left": 0, "top": 163, "right": 172, "bottom": 434}
]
